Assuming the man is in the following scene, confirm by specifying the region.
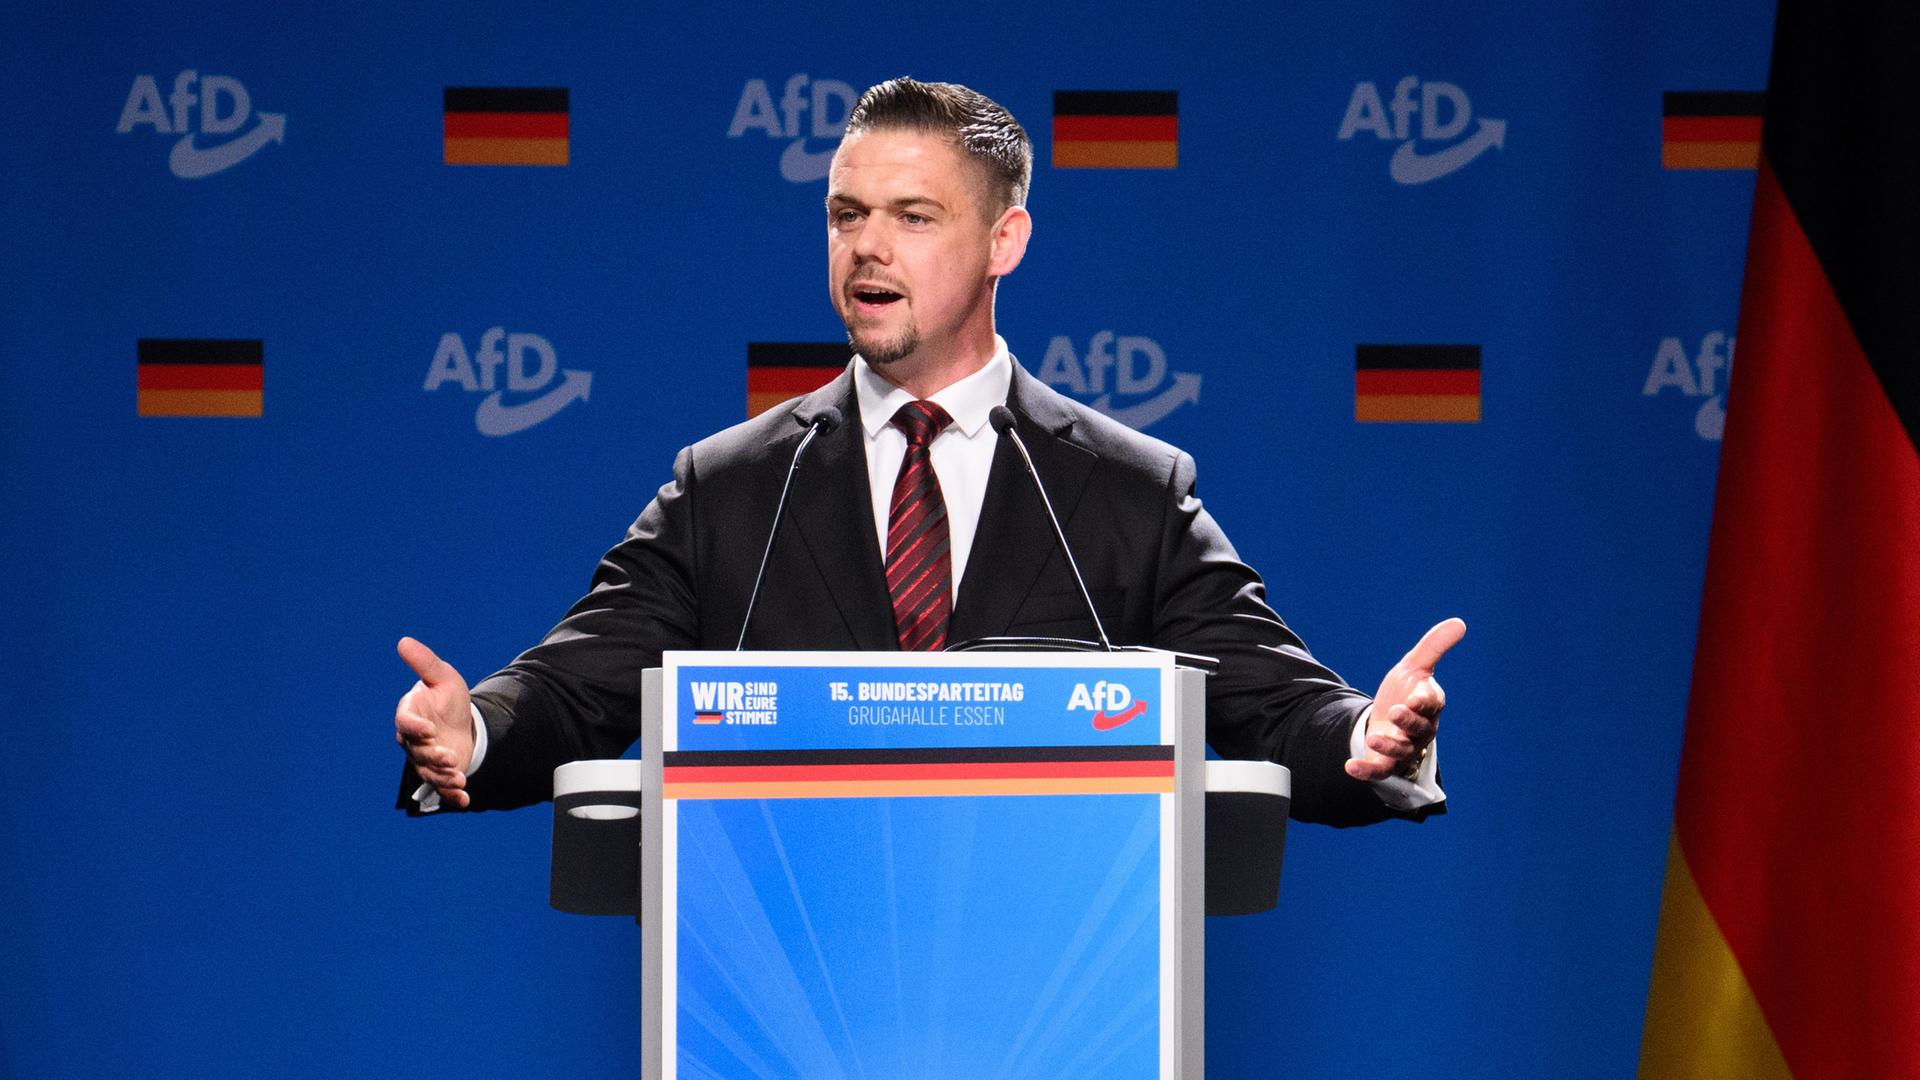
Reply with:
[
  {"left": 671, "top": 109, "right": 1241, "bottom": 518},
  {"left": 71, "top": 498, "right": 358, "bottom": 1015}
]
[{"left": 395, "top": 77, "right": 1462, "bottom": 824}]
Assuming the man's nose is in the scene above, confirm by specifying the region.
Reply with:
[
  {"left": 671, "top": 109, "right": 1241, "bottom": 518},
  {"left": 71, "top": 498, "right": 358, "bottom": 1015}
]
[{"left": 850, "top": 216, "right": 891, "bottom": 262}]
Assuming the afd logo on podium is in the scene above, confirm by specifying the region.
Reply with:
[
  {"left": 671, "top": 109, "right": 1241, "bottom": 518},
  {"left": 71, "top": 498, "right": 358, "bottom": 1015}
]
[
  {"left": 1337, "top": 76, "right": 1506, "bottom": 184},
  {"left": 1035, "top": 331, "right": 1200, "bottom": 431},
  {"left": 727, "top": 75, "right": 856, "bottom": 182},
  {"left": 423, "top": 328, "right": 593, "bottom": 437},
  {"left": 116, "top": 71, "right": 285, "bottom": 178},
  {"left": 1069, "top": 681, "right": 1149, "bottom": 731}
]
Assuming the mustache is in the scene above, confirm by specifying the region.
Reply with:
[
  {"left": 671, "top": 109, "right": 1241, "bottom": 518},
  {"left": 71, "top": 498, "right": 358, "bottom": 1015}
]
[{"left": 845, "top": 273, "right": 908, "bottom": 296}]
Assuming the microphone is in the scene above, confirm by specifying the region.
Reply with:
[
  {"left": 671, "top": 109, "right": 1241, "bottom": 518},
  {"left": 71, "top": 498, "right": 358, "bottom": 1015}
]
[
  {"left": 988, "top": 405, "right": 1113, "bottom": 651},
  {"left": 736, "top": 406, "right": 843, "bottom": 650}
]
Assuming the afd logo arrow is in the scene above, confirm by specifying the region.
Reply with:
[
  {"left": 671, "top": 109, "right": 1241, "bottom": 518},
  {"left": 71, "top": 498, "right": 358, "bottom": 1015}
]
[
  {"left": 1388, "top": 117, "right": 1505, "bottom": 185},
  {"left": 1092, "top": 700, "right": 1149, "bottom": 731},
  {"left": 168, "top": 112, "right": 285, "bottom": 179},
  {"left": 779, "top": 137, "right": 837, "bottom": 182},
  {"left": 1694, "top": 394, "right": 1726, "bottom": 441},
  {"left": 475, "top": 369, "right": 592, "bottom": 436},
  {"left": 1091, "top": 371, "right": 1201, "bottom": 430}
]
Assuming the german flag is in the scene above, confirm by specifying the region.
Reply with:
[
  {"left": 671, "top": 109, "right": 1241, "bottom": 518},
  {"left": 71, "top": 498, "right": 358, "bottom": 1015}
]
[
  {"left": 692, "top": 711, "right": 724, "bottom": 726},
  {"left": 1662, "top": 91, "right": 1763, "bottom": 170},
  {"left": 1052, "top": 91, "right": 1177, "bottom": 169},
  {"left": 137, "top": 338, "right": 262, "bottom": 417},
  {"left": 1641, "top": 5, "right": 1919, "bottom": 1077},
  {"left": 443, "top": 87, "right": 568, "bottom": 166},
  {"left": 662, "top": 746, "right": 1173, "bottom": 801},
  {"left": 1354, "top": 345, "right": 1481, "bottom": 423},
  {"left": 747, "top": 341, "right": 850, "bottom": 418}
]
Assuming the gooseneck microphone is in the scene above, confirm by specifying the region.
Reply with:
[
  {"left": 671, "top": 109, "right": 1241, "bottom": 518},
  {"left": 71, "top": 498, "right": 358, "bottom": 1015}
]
[
  {"left": 988, "top": 405, "right": 1113, "bottom": 651},
  {"left": 736, "top": 406, "right": 843, "bottom": 650}
]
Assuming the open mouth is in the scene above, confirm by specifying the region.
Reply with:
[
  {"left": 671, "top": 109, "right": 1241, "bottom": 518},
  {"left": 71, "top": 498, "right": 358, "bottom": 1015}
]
[{"left": 850, "top": 284, "right": 905, "bottom": 308}]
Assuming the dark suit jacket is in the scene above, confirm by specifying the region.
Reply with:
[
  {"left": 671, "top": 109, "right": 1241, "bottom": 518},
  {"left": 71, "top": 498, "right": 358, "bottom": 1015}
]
[{"left": 401, "top": 361, "right": 1423, "bottom": 826}]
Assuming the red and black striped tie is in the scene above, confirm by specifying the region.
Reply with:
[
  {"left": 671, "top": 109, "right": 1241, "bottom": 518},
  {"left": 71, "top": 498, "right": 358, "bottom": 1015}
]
[{"left": 885, "top": 400, "right": 954, "bottom": 651}]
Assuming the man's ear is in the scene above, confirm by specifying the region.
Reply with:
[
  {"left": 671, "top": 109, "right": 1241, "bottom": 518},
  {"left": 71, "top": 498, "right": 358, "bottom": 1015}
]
[{"left": 988, "top": 205, "right": 1032, "bottom": 278}]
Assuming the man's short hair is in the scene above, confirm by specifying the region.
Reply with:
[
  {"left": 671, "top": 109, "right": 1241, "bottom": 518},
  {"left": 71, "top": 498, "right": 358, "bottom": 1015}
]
[{"left": 844, "top": 77, "right": 1032, "bottom": 216}]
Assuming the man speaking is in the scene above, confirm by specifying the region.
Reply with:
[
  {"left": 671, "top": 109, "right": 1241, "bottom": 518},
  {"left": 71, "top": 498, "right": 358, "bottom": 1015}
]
[{"left": 394, "top": 77, "right": 1463, "bottom": 826}]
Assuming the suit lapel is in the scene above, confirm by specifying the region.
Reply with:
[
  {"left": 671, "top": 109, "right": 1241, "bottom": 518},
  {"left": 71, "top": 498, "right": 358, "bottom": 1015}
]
[
  {"left": 790, "top": 373, "right": 897, "bottom": 650},
  {"left": 951, "top": 362, "right": 1098, "bottom": 641}
]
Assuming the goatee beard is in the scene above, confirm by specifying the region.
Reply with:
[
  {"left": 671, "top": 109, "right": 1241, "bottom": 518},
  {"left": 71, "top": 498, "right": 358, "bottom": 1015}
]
[{"left": 847, "top": 323, "right": 919, "bottom": 366}]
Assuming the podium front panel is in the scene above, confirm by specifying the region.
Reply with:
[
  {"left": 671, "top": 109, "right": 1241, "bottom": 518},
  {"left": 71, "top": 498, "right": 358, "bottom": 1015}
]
[{"left": 643, "top": 651, "right": 1193, "bottom": 1080}]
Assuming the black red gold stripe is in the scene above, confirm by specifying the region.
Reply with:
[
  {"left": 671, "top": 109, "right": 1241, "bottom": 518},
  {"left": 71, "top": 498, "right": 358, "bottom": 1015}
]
[
  {"left": 663, "top": 746, "right": 1174, "bottom": 800},
  {"left": 747, "top": 341, "right": 850, "bottom": 418},
  {"left": 444, "top": 87, "right": 569, "bottom": 166},
  {"left": 137, "top": 338, "right": 263, "bottom": 417},
  {"left": 1053, "top": 91, "right": 1178, "bottom": 169},
  {"left": 1662, "top": 91, "right": 1763, "bottom": 170},
  {"left": 1354, "top": 344, "right": 1481, "bottom": 423}
]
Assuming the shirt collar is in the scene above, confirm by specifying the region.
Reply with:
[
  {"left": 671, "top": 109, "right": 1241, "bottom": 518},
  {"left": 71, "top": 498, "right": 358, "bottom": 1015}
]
[{"left": 853, "top": 336, "right": 1012, "bottom": 440}]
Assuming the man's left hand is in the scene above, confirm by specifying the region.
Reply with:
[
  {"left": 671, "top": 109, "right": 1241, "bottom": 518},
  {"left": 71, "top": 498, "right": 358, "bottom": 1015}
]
[{"left": 1346, "top": 618, "right": 1466, "bottom": 782}]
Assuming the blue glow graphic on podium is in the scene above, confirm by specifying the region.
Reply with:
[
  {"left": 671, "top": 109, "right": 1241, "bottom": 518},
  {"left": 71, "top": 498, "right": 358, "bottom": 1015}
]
[{"left": 658, "top": 654, "right": 1179, "bottom": 1079}]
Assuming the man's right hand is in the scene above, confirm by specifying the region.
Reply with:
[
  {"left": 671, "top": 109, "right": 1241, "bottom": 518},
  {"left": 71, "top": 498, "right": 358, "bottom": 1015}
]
[{"left": 394, "top": 637, "right": 475, "bottom": 809}]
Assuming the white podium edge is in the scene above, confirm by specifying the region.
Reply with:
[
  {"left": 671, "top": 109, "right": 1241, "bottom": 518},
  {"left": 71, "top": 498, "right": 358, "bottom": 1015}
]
[
  {"left": 641, "top": 667, "right": 664, "bottom": 1080},
  {"left": 1176, "top": 664, "right": 1206, "bottom": 1079}
]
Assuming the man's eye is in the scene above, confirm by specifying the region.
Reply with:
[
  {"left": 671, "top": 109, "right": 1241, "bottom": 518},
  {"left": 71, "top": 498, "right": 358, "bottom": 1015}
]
[
  {"left": 902, "top": 213, "right": 929, "bottom": 226},
  {"left": 832, "top": 209, "right": 864, "bottom": 226}
]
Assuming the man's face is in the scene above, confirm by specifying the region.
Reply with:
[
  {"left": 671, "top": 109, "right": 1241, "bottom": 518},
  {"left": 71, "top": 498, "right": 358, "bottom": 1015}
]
[{"left": 826, "top": 129, "right": 1003, "bottom": 368}]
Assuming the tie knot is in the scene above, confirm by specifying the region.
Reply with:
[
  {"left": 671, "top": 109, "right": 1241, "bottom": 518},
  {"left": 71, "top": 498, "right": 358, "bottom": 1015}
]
[{"left": 891, "top": 400, "right": 953, "bottom": 448}]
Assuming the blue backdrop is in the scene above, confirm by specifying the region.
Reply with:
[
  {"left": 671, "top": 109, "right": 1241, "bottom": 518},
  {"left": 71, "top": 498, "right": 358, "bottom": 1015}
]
[{"left": 0, "top": 2, "right": 1771, "bottom": 1076}]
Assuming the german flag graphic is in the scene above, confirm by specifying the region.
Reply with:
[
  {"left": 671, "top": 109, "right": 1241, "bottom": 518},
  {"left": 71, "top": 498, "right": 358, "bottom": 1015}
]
[
  {"left": 692, "top": 711, "right": 724, "bottom": 726},
  {"left": 747, "top": 341, "right": 851, "bottom": 418},
  {"left": 662, "top": 746, "right": 1174, "bottom": 801},
  {"left": 1052, "top": 91, "right": 1177, "bottom": 169},
  {"left": 1641, "top": 5, "right": 1919, "bottom": 1076},
  {"left": 1662, "top": 91, "right": 1763, "bottom": 170},
  {"left": 1353, "top": 345, "right": 1481, "bottom": 423},
  {"left": 443, "top": 87, "right": 569, "bottom": 166},
  {"left": 137, "top": 338, "right": 262, "bottom": 417}
]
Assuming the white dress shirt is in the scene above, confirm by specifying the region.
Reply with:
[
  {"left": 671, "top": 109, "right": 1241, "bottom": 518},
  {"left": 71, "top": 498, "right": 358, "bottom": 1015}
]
[{"left": 853, "top": 339, "right": 1013, "bottom": 597}]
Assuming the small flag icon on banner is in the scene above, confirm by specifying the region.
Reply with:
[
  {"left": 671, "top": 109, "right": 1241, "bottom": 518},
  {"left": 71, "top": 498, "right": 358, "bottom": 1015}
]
[
  {"left": 692, "top": 711, "right": 724, "bottom": 726},
  {"left": 137, "top": 339, "right": 263, "bottom": 417},
  {"left": 1053, "top": 91, "right": 1178, "bottom": 169},
  {"left": 443, "top": 87, "right": 569, "bottom": 166},
  {"left": 747, "top": 342, "right": 852, "bottom": 418},
  {"left": 1662, "top": 92, "right": 1762, "bottom": 170},
  {"left": 1354, "top": 345, "right": 1481, "bottom": 423}
]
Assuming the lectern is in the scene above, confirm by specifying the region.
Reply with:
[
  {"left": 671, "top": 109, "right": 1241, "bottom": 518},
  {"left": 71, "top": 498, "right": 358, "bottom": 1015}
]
[{"left": 551, "top": 650, "right": 1290, "bottom": 1080}]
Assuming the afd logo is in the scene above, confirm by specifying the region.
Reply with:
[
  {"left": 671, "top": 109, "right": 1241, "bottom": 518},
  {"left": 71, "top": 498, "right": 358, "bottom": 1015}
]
[
  {"left": 423, "top": 328, "right": 593, "bottom": 437},
  {"left": 116, "top": 71, "right": 284, "bottom": 178},
  {"left": 1644, "top": 331, "right": 1734, "bottom": 442},
  {"left": 688, "top": 680, "right": 779, "bottom": 726},
  {"left": 1337, "top": 76, "right": 1506, "bottom": 184},
  {"left": 1067, "top": 681, "right": 1149, "bottom": 731},
  {"left": 727, "top": 75, "right": 857, "bottom": 182},
  {"left": 1036, "top": 332, "right": 1200, "bottom": 431}
]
